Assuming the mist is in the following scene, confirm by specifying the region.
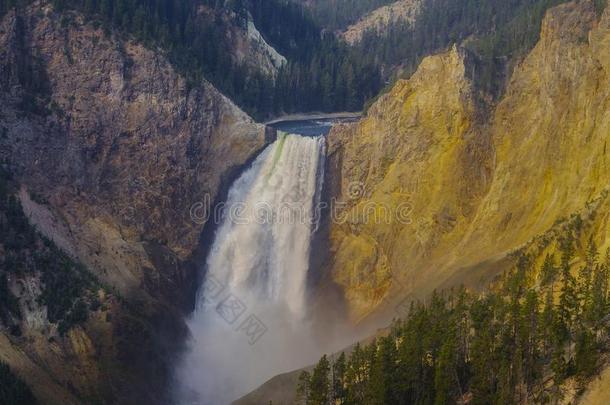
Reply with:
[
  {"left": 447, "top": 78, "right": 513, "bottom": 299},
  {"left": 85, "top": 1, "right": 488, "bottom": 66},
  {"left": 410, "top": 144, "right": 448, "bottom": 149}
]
[{"left": 173, "top": 133, "right": 348, "bottom": 404}]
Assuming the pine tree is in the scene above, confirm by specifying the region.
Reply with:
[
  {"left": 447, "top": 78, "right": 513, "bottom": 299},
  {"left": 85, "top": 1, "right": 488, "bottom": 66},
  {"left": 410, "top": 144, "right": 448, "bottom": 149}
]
[
  {"left": 309, "top": 355, "right": 330, "bottom": 405},
  {"left": 295, "top": 234, "right": 610, "bottom": 404},
  {"left": 520, "top": 290, "right": 540, "bottom": 394},
  {"left": 579, "top": 238, "right": 598, "bottom": 312},
  {"left": 574, "top": 329, "right": 597, "bottom": 379},
  {"left": 540, "top": 253, "right": 557, "bottom": 287},
  {"left": 332, "top": 352, "right": 347, "bottom": 404},
  {"left": 588, "top": 257, "right": 609, "bottom": 339},
  {"left": 469, "top": 297, "right": 498, "bottom": 405},
  {"left": 558, "top": 236, "right": 578, "bottom": 345},
  {"left": 296, "top": 370, "right": 311, "bottom": 405},
  {"left": 541, "top": 288, "right": 555, "bottom": 358},
  {"left": 345, "top": 343, "right": 367, "bottom": 404},
  {"left": 434, "top": 333, "right": 457, "bottom": 405}
]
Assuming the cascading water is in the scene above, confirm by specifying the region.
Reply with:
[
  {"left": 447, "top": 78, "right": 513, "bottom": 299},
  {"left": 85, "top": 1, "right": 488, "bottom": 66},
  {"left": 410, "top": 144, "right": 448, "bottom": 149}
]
[{"left": 175, "top": 132, "right": 326, "bottom": 404}]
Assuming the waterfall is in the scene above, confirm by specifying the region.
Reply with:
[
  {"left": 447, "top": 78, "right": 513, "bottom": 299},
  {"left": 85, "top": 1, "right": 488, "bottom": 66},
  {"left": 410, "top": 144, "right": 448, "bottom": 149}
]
[{"left": 175, "top": 133, "right": 326, "bottom": 404}]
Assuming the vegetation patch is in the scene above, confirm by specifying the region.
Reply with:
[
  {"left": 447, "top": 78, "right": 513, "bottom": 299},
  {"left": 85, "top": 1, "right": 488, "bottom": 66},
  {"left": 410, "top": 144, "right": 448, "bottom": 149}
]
[
  {"left": 0, "top": 165, "right": 99, "bottom": 336},
  {"left": 299, "top": 230, "right": 610, "bottom": 404}
]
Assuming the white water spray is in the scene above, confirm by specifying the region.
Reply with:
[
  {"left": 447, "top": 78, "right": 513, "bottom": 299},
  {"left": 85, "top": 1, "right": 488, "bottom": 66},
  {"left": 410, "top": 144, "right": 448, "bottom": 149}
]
[{"left": 175, "top": 133, "right": 326, "bottom": 404}]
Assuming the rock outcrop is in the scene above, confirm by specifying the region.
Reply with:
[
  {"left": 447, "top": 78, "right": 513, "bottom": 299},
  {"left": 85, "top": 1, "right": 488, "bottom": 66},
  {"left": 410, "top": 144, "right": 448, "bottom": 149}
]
[
  {"left": 0, "top": 2, "right": 269, "bottom": 403},
  {"left": 326, "top": 0, "right": 610, "bottom": 322},
  {"left": 197, "top": 5, "right": 286, "bottom": 76},
  {"left": 326, "top": 44, "right": 493, "bottom": 320},
  {"left": 341, "top": 0, "right": 421, "bottom": 45},
  {"left": 0, "top": 3, "right": 267, "bottom": 299}
]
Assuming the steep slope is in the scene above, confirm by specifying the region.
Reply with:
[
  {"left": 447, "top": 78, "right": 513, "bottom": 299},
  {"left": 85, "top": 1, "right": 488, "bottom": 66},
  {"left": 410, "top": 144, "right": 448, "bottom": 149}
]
[
  {"left": 234, "top": 327, "right": 389, "bottom": 405},
  {"left": 0, "top": 171, "right": 114, "bottom": 405},
  {"left": 296, "top": 0, "right": 396, "bottom": 31},
  {"left": 326, "top": 0, "right": 610, "bottom": 322},
  {"left": 579, "top": 363, "right": 610, "bottom": 404},
  {"left": 326, "top": 45, "right": 493, "bottom": 320},
  {"left": 196, "top": 5, "right": 286, "bottom": 77},
  {"left": 341, "top": 0, "right": 422, "bottom": 45},
  {"left": 0, "top": 2, "right": 268, "bottom": 298},
  {"left": 458, "top": 0, "right": 610, "bottom": 266},
  {"left": 0, "top": 3, "right": 269, "bottom": 403},
  {"left": 238, "top": 2, "right": 610, "bottom": 402}
]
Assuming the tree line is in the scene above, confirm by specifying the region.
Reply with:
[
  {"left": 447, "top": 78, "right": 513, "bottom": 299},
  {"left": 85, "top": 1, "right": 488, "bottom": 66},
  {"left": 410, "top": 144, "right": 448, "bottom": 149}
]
[
  {"left": 0, "top": 0, "right": 384, "bottom": 119},
  {"left": 354, "top": 0, "right": 604, "bottom": 97},
  {"left": 295, "top": 0, "right": 396, "bottom": 31},
  {"left": 1, "top": 0, "right": 606, "bottom": 118},
  {"left": 298, "top": 233, "right": 610, "bottom": 404}
]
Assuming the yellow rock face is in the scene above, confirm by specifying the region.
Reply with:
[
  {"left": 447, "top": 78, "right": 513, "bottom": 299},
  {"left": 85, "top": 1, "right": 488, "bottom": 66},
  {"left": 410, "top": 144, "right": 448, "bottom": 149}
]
[
  {"left": 341, "top": 0, "right": 422, "bottom": 45},
  {"left": 327, "top": 0, "right": 610, "bottom": 322}
]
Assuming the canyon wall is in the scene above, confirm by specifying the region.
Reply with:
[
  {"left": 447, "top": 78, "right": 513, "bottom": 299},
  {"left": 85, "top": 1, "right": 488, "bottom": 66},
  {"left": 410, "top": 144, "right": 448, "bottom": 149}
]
[
  {"left": 0, "top": 3, "right": 269, "bottom": 403},
  {"left": 341, "top": 0, "right": 422, "bottom": 45},
  {"left": 327, "top": 0, "right": 610, "bottom": 322}
]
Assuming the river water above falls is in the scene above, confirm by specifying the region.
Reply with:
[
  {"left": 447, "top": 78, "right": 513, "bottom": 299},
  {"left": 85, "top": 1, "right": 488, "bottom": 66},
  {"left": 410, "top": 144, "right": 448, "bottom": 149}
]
[
  {"left": 174, "top": 131, "right": 327, "bottom": 404},
  {"left": 268, "top": 114, "right": 360, "bottom": 136}
]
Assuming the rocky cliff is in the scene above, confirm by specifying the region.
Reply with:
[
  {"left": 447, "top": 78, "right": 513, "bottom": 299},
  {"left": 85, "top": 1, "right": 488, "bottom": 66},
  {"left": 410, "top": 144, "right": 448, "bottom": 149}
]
[
  {"left": 0, "top": 2, "right": 269, "bottom": 403},
  {"left": 326, "top": 44, "right": 492, "bottom": 320},
  {"left": 341, "top": 0, "right": 421, "bottom": 45},
  {"left": 197, "top": 5, "right": 286, "bottom": 77},
  {"left": 326, "top": 0, "right": 610, "bottom": 323},
  {"left": 238, "top": 2, "right": 610, "bottom": 402}
]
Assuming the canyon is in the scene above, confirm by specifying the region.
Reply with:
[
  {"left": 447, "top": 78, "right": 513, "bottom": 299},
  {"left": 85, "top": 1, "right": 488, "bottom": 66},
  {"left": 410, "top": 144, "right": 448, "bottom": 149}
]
[
  {"left": 0, "top": 3, "right": 271, "bottom": 403},
  {"left": 244, "top": 0, "right": 610, "bottom": 402},
  {"left": 341, "top": 0, "right": 422, "bottom": 45},
  {"left": 1, "top": 0, "right": 610, "bottom": 404},
  {"left": 327, "top": 0, "right": 610, "bottom": 324}
]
